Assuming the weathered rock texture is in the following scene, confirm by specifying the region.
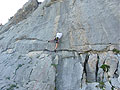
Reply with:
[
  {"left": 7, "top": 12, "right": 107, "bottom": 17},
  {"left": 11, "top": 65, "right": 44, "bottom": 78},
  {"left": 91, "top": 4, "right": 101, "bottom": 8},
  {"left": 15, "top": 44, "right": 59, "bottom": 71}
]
[
  {"left": 9, "top": 0, "right": 39, "bottom": 25},
  {"left": 0, "top": 0, "right": 120, "bottom": 90}
]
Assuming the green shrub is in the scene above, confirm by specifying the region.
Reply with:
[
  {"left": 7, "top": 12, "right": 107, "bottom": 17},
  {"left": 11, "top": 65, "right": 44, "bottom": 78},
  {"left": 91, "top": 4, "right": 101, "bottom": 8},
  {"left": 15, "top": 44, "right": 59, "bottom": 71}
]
[
  {"left": 7, "top": 84, "right": 18, "bottom": 90},
  {"left": 112, "top": 49, "right": 120, "bottom": 54}
]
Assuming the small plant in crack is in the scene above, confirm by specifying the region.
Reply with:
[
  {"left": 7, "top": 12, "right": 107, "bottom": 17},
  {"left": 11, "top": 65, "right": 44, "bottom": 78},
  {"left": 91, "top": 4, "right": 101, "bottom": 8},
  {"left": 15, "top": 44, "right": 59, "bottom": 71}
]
[
  {"left": 96, "top": 81, "right": 105, "bottom": 90},
  {"left": 100, "top": 64, "right": 110, "bottom": 81},
  {"left": 16, "top": 64, "right": 24, "bottom": 71},
  {"left": 51, "top": 64, "right": 57, "bottom": 69},
  {"left": 7, "top": 84, "right": 19, "bottom": 90},
  {"left": 98, "top": 64, "right": 111, "bottom": 89},
  {"left": 112, "top": 48, "right": 120, "bottom": 54},
  {"left": 100, "top": 64, "right": 110, "bottom": 72},
  {"left": 99, "top": 81, "right": 105, "bottom": 90},
  {"left": 6, "top": 77, "right": 10, "bottom": 80},
  {"left": 111, "top": 86, "right": 115, "bottom": 90},
  {"left": 54, "top": 87, "right": 57, "bottom": 90}
]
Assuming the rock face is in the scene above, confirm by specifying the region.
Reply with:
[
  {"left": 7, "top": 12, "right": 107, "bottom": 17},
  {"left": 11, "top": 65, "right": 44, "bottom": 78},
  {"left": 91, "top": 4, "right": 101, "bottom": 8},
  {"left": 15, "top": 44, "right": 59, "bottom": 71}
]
[
  {"left": 9, "top": 0, "right": 39, "bottom": 25},
  {"left": 0, "top": 0, "right": 120, "bottom": 90}
]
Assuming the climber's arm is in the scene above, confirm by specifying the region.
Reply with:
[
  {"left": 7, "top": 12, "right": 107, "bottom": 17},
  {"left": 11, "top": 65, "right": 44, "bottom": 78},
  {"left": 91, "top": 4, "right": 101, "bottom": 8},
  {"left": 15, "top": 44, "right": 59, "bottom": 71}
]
[{"left": 48, "top": 39, "right": 54, "bottom": 42}]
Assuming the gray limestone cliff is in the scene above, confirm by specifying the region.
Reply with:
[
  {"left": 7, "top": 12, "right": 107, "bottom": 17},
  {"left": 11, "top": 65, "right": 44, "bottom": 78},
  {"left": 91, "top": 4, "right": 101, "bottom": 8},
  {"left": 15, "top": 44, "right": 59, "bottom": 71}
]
[{"left": 0, "top": 0, "right": 120, "bottom": 90}]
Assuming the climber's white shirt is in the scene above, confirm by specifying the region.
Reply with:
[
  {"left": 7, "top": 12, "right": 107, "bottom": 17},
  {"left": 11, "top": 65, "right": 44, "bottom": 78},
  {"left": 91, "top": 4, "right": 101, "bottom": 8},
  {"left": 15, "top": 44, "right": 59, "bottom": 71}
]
[{"left": 56, "top": 33, "right": 62, "bottom": 39}]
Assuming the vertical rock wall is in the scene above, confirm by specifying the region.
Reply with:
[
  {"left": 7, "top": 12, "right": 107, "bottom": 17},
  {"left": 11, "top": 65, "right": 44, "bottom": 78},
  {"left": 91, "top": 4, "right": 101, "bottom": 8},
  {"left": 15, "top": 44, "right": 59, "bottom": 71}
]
[{"left": 0, "top": 0, "right": 120, "bottom": 90}]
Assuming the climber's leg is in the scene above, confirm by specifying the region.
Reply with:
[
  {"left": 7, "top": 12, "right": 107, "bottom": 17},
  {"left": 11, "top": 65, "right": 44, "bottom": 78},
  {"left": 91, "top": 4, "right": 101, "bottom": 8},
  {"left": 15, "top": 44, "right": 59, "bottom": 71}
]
[{"left": 55, "top": 43, "right": 58, "bottom": 50}]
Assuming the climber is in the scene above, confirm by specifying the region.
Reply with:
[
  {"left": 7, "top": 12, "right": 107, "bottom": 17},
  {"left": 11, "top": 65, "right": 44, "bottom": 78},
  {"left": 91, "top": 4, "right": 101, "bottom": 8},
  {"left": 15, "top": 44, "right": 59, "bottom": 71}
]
[{"left": 48, "top": 32, "right": 63, "bottom": 52}]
